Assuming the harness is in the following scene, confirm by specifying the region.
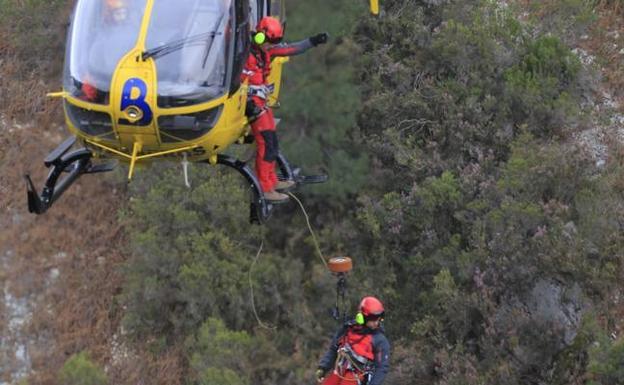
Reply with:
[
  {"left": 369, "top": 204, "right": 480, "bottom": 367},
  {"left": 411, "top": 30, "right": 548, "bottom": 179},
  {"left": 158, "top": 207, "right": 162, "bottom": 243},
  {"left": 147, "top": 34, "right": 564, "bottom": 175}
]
[
  {"left": 246, "top": 48, "right": 274, "bottom": 104},
  {"left": 333, "top": 330, "right": 375, "bottom": 385},
  {"left": 248, "top": 84, "right": 271, "bottom": 99},
  {"left": 252, "top": 47, "right": 271, "bottom": 80}
]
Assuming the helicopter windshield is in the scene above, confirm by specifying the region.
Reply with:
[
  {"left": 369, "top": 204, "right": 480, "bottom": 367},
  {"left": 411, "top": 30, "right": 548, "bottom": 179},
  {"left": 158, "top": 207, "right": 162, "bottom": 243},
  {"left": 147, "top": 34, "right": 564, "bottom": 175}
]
[
  {"left": 64, "top": 0, "right": 147, "bottom": 104},
  {"left": 146, "top": 0, "right": 234, "bottom": 108}
]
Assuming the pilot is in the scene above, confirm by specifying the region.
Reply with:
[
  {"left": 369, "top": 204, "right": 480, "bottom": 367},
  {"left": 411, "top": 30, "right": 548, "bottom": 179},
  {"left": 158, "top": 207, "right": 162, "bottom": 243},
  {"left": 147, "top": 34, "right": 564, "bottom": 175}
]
[
  {"left": 81, "top": 0, "right": 136, "bottom": 102},
  {"left": 242, "top": 17, "right": 328, "bottom": 203},
  {"left": 103, "top": 0, "right": 129, "bottom": 24}
]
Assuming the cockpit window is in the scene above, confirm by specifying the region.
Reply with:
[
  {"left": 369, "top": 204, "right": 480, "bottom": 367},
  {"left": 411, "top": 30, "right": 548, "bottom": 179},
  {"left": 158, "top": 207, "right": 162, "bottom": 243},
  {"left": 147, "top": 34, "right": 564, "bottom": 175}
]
[
  {"left": 64, "top": 0, "right": 147, "bottom": 105},
  {"left": 146, "top": 0, "right": 234, "bottom": 108}
]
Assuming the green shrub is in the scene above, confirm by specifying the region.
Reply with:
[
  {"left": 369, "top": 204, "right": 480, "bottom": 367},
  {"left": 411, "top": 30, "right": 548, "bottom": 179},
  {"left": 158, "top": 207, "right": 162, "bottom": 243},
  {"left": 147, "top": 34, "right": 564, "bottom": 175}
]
[
  {"left": 187, "top": 318, "right": 253, "bottom": 385},
  {"left": 186, "top": 318, "right": 284, "bottom": 385},
  {"left": 588, "top": 337, "right": 624, "bottom": 384},
  {"left": 58, "top": 352, "right": 107, "bottom": 385},
  {"left": 505, "top": 36, "right": 584, "bottom": 137},
  {"left": 356, "top": 0, "right": 592, "bottom": 182}
]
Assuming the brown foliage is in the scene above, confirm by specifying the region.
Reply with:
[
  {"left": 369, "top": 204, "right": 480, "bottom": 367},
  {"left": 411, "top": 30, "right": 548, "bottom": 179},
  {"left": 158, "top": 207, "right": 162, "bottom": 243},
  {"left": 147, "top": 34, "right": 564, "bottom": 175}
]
[
  {"left": 581, "top": 2, "right": 624, "bottom": 106},
  {"left": 0, "top": 0, "right": 70, "bottom": 123},
  {"left": 0, "top": 2, "right": 132, "bottom": 382},
  {"left": 0, "top": 121, "right": 128, "bottom": 383}
]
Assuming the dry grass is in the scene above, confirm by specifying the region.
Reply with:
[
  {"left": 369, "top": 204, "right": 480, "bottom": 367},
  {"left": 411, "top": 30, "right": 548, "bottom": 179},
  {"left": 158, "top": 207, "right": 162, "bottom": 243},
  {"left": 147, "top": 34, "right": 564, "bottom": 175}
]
[
  {"left": 0, "top": 2, "right": 188, "bottom": 379},
  {"left": 0, "top": 1, "right": 134, "bottom": 383},
  {"left": 581, "top": 2, "right": 624, "bottom": 108},
  {"left": 0, "top": 118, "right": 186, "bottom": 385},
  {"left": 595, "top": 0, "right": 624, "bottom": 15},
  {"left": 0, "top": 122, "right": 126, "bottom": 383}
]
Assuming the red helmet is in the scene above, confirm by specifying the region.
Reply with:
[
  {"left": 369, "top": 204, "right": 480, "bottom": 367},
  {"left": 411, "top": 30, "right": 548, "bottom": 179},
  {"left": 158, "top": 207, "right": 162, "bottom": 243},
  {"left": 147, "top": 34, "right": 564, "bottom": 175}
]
[
  {"left": 105, "top": 0, "right": 128, "bottom": 23},
  {"left": 256, "top": 17, "right": 283, "bottom": 43},
  {"left": 359, "top": 296, "right": 385, "bottom": 318}
]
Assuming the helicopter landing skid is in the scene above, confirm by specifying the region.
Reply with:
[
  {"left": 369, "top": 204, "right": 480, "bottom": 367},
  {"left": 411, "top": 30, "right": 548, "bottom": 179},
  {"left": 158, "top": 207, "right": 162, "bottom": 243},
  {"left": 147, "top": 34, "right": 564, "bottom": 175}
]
[
  {"left": 24, "top": 136, "right": 115, "bottom": 215},
  {"left": 212, "top": 154, "right": 272, "bottom": 224},
  {"left": 276, "top": 152, "right": 328, "bottom": 186}
]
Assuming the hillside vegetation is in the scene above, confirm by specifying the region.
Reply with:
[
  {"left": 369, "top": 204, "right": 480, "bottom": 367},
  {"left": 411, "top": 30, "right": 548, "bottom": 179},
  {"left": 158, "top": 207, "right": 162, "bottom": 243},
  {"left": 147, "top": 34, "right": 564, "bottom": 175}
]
[{"left": 1, "top": 1, "right": 624, "bottom": 384}]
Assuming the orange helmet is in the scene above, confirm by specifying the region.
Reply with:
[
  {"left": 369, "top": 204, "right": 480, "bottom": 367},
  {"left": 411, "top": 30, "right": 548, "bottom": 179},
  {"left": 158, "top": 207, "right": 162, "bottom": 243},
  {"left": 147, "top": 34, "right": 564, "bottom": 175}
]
[
  {"left": 359, "top": 296, "right": 385, "bottom": 318},
  {"left": 105, "top": 0, "right": 128, "bottom": 23},
  {"left": 106, "top": 0, "right": 125, "bottom": 9},
  {"left": 255, "top": 17, "right": 283, "bottom": 44}
]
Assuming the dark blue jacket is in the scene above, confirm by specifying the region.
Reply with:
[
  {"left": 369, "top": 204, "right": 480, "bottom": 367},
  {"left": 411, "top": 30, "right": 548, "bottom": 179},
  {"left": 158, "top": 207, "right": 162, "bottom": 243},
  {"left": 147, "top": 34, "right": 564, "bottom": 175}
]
[{"left": 318, "top": 321, "right": 390, "bottom": 385}]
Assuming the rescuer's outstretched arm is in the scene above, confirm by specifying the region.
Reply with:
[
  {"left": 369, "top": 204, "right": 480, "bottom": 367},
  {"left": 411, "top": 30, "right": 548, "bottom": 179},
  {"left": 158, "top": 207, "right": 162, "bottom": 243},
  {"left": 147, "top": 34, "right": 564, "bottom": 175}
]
[{"left": 268, "top": 33, "right": 329, "bottom": 57}]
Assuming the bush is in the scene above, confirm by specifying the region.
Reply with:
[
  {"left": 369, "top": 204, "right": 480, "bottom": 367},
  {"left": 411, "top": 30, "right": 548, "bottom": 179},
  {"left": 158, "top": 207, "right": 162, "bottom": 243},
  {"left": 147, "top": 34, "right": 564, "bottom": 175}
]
[
  {"left": 505, "top": 36, "right": 584, "bottom": 137},
  {"left": 58, "top": 352, "right": 107, "bottom": 385},
  {"left": 355, "top": 0, "right": 592, "bottom": 183},
  {"left": 186, "top": 318, "right": 254, "bottom": 385},
  {"left": 121, "top": 164, "right": 307, "bottom": 340},
  {"left": 185, "top": 318, "right": 284, "bottom": 385},
  {"left": 588, "top": 337, "right": 624, "bottom": 384}
]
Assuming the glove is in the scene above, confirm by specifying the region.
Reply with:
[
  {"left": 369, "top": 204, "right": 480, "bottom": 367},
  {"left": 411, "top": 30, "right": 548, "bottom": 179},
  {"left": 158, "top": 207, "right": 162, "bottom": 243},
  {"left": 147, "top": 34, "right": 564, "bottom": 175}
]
[
  {"left": 316, "top": 367, "right": 327, "bottom": 383},
  {"left": 310, "top": 32, "right": 329, "bottom": 46}
]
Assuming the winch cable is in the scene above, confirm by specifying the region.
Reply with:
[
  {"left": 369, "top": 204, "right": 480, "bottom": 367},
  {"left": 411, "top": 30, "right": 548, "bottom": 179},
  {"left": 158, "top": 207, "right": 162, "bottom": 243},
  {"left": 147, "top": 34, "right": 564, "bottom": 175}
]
[
  {"left": 288, "top": 192, "right": 354, "bottom": 323},
  {"left": 248, "top": 234, "right": 276, "bottom": 330},
  {"left": 287, "top": 192, "right": 328, "bottom": 269},
  {"left": 248, "top": 192, "right": 331, "bottom": 330}
]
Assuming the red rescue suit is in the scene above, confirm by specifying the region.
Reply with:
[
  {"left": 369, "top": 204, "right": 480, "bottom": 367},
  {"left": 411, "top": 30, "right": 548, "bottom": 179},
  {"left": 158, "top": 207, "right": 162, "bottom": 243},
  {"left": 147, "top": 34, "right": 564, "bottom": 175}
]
[
  {"left": 318, "top": 323, "right": 391, "bottom": 385},
  {"left": 241, "top": 39, "right": 314, "bottom": 192}
]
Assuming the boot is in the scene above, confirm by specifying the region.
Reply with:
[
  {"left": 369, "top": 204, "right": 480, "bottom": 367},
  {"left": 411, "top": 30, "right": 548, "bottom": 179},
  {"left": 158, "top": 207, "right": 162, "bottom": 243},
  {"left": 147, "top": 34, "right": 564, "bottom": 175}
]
[
  {"left": 276, "top": 180, "right": 295, "bottom": 192},
  {"left": 264, "top": 190, "right": 289, "bottom": 203}
]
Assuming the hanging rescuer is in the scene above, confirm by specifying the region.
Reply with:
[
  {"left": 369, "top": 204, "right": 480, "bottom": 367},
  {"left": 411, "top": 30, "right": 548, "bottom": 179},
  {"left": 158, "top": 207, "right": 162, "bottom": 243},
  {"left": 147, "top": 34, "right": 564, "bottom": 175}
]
[
  {"left": 242, "top": 17, "right": 329, "bottom": 203},
  {"left": 316, "top": 296, "right": 391, "bottom": 385}
]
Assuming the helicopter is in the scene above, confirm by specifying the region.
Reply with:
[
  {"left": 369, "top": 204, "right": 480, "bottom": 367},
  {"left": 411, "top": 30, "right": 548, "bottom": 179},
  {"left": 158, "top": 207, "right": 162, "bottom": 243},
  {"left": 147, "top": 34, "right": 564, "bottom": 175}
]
[{"left": 25, "top": 0, "right": 380, "bottom": 223}]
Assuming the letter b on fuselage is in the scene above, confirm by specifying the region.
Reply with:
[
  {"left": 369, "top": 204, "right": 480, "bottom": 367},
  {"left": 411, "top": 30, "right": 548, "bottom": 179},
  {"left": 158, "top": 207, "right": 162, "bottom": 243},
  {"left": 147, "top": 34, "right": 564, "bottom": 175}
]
[{"left": 119, "top": 78, "right": 153, "bottom": 126}]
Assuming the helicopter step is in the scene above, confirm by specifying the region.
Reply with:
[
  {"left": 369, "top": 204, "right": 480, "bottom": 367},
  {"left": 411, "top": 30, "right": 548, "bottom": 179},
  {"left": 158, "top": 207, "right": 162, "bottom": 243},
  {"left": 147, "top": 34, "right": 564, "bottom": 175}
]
[
  {"left": 210, "top": 154, "right": 273, "bottom": 224},
  {"left": 212, "top": 153, "right": 327, "bottom": 224},
  {"left": 239, "top": 136, "right": 329, "bottom": 185},
  {"left": 44, "top": 136, "right": 76, "bottom": 167},
  {"left": 25, "top": 136, "right": 116, "bottom": 215},
  {"left": 276, "top": 152, "right": 328, "bottom": 185}
]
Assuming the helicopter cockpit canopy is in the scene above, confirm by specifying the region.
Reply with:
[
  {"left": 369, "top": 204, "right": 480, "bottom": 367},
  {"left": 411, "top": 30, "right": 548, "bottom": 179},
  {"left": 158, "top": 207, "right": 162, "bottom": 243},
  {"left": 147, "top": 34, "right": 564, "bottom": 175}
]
[
  {"left": 64, "top": 0, "right": 235, "bottom": 107},
  {"left": 147, "top": 0, "right": 233, "bottom": 107},
  {"left": 64, "top": 0, "right": 146, "bottom": 104}
]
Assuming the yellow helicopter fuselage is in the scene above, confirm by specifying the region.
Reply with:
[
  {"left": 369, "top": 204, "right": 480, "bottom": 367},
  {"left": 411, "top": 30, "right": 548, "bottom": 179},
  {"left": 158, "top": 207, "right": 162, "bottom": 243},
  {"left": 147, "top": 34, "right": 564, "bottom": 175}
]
[{"left": 61, "top": 0, "right": 288, "bottom": 174}]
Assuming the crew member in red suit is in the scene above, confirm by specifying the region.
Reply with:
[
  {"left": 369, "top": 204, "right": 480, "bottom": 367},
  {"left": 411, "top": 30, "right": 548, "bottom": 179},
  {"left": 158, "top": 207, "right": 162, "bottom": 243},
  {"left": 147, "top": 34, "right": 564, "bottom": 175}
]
[
  {"left": 316, "top": 296, "right": 391, "bottom": 385},
  {"left": 242, "top": 16, "right": 328, "bottom": 202}
]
